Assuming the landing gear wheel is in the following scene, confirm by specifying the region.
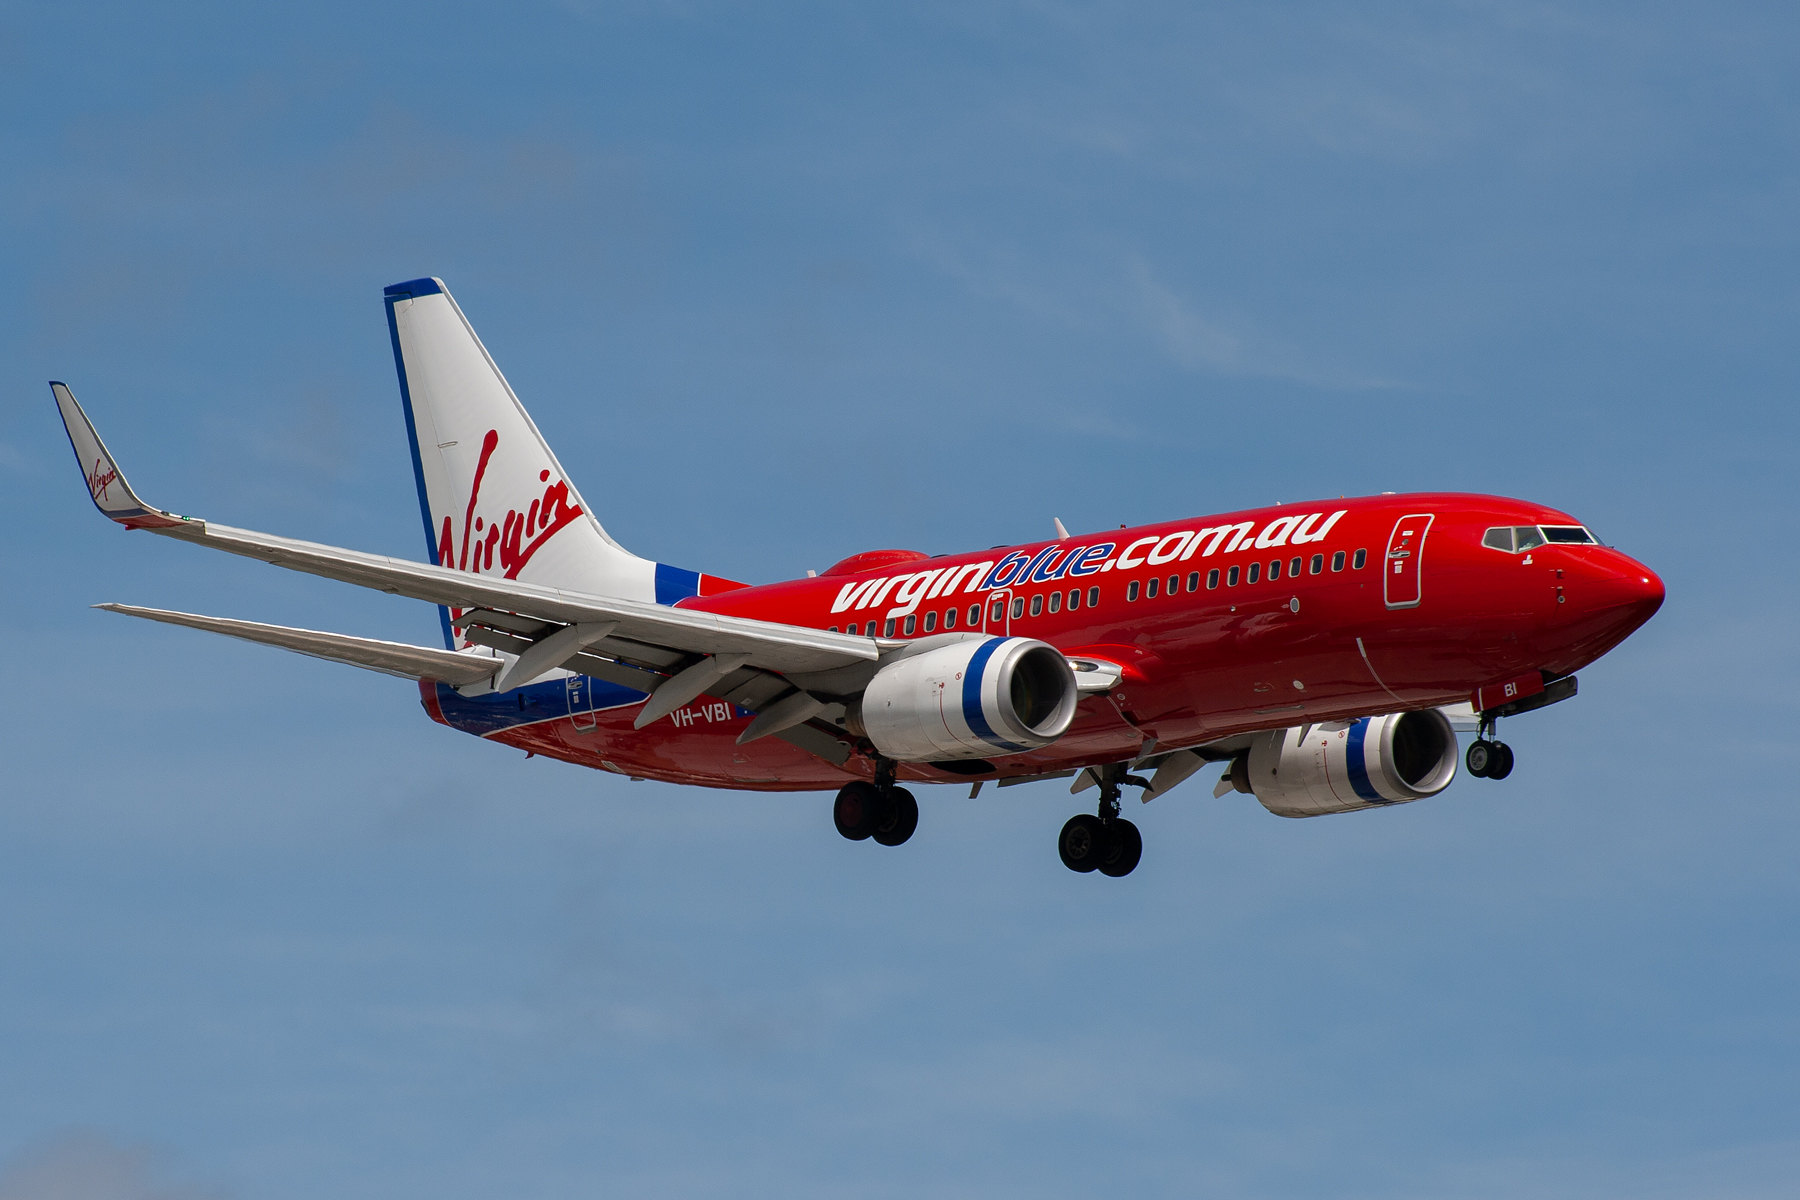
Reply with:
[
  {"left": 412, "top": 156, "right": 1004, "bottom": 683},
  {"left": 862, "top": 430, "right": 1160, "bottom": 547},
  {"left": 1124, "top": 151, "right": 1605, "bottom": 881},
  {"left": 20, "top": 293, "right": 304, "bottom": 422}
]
[
  {"left": 1466, "top": 740, "right": 1494, "bottom": 778},
  {"left": 1059, "top": 814, "right": 1106, "bottom": 873},
  {"left": 1486, "top": 741, "right": 1514, "bottom": 780},
  {"left": 872, "top": 786, "right": 919, "bottom": 846},
  {"left": 833, "top": 780, "right": 881, "bottom": 841},
  {"left": 1098, "top": 819, "right": 1142, "bottom": 877}
]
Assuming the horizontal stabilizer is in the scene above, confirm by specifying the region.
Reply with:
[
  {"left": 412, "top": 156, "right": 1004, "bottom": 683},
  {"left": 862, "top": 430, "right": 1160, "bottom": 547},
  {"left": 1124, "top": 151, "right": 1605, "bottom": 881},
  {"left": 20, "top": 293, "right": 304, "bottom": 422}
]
[{"left": 96, "top": 603, "right": 500, "bottom": 686}]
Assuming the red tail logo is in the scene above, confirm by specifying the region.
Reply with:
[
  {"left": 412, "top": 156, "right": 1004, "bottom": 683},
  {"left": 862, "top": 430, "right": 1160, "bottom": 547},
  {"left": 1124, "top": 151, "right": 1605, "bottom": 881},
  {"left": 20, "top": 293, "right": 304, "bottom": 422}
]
[
  {"left": 436, "top": 429, "right": 584, "bottom": 580},
  {"left": 88, "top": 458, "right": 118, "bottom": 504}
]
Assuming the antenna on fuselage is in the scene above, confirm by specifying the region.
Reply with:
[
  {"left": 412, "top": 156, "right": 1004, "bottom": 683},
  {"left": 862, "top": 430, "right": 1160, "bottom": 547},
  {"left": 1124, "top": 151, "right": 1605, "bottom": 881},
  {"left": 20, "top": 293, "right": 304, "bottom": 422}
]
[{"left": 1053, "top": 518, "right": 1070, "bottom": 540}]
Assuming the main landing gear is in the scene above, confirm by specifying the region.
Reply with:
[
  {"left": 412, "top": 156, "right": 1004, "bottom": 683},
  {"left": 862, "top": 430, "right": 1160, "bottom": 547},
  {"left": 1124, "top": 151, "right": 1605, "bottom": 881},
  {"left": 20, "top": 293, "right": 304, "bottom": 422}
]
[
  {"left": 1466, "top": 716, "right": 1515, "bottom": 780},
  {"left": 1058, "top": 766, "right": 1145, "bottom": 877},
  {"left": 833, "top": 758, "right": 918, "bottom": 847}
]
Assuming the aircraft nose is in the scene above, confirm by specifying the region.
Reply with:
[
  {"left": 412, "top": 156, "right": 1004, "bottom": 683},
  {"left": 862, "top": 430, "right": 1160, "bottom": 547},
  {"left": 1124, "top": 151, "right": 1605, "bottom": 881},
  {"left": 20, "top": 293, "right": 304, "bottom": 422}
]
[{"left": 1584, "top": 552, "right": 1665, "bottom": 626}]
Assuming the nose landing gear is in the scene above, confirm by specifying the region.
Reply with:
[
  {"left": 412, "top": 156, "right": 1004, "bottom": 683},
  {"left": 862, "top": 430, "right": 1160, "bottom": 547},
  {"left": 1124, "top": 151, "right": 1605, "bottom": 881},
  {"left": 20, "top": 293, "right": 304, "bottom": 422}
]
[
  {"left": 1466, "top": 739, "right": 1514, "bottom": 779},
  {"left": 1466, "top": 715, "right": 1515, "bottom": 780},
  {"left": 1058, "top": 766, "right": 1144, "bottom": 877}
]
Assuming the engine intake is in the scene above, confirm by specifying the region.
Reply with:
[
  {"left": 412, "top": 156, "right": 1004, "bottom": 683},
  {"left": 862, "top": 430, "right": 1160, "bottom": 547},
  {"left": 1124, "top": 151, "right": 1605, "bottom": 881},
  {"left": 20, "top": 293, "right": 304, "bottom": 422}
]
[
  {"left": 854, "top": 636, "right": 1078, "bottom": 762},
  {"left": 1242, "top": 710, "right": 1459, "bottom": 817}
]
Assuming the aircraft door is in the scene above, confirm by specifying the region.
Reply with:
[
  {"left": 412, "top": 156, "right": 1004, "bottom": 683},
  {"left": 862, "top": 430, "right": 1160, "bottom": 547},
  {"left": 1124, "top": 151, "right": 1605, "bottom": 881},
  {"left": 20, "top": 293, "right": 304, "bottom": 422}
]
[
  {"left": 566, "top": 673, "right": 598, "bottom": 732},
  {"left": 1383, "top": 514, "right": 1434, "bottom": 609},
  {"left": 984, "top": 589, "right": 1011, "bottom": 635}
]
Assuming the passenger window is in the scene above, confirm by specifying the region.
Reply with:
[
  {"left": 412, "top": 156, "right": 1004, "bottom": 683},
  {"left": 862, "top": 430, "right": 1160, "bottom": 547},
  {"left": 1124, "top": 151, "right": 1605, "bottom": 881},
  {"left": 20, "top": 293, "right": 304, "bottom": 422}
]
[
  {"left": 1514, "top": 526, "right": 1546, "bottom": 551},
  {"left": 1127, "top": 580, "right": 1140, "bottom": 601},
  {"left": 1289, "top": 556, "right": 1302, "bottom": 577},
  {"left": 1187, "top": 572, "right": 1200, "bottom": 592},
  {"left": 1048, "top": 591, "right": 1061, "bottom": 614},
  {"left": 903, "top": 614, "right": 916, "bottom": 635},
  {"left": 1332, "top": 550, "right": 1345, "bottom": 571},
  {"left": 1268, "top": 559, "right": 1281, "bottom": 581},
  {"left": 1482, "top": 527, "right": 1514, "bottom": 552},
  {"left": 1310, "top": 553, "right": 1323, "bottom": 574},
  {"left": 1030, "top": 594, "right": 1044, "bottom": 616},
  {"left": 1227, "top": 565, "right": 1240, "bottom": 586},
  {"left": 990, "top": 599, "right": 1005, "bottom": 623},
  {"left": 1146, "top": 577, "right": 1159, "bottom": 599},
  {"left": 829, "top": 626, "right": 839, "bottom": 633},
  {"left": 1068, "top": 588, "right": 1081, "bottom": 610},
  {"left": 944, "top": 607, "right": 957, "bottom": 629},
  {"left": 1352, "top": 549, "right": 1367, "bottom": 569},
  {"left": 923, "top": 611, "right": 937, "bottom": 632},
  {"left": 1087, "top": 586, "right": 1100, "bottom": 607},
  {"left": 1541, "top": 525, "right": 1594, "bottom": 544},
  {"left": 883, "top": 618, "right": 896, "bottom": 637},
  {"left": 1011, "top": 598, "right": 1024, "bottom": 619},
  {"left": 1207, "top": 568, "right": 1220, "bottom": 589},
  {"left": 847, "top": 623, "right": 859, "bottom": 635},
  {"left": 1168, "top": 574, "right": 1180, "bottom": 595},
  {"left": 970, "top": 603, "right": 982, "bottom": 626},
  {"left": 1248, "top": 562, "right": 1261, "bottom": 584}
]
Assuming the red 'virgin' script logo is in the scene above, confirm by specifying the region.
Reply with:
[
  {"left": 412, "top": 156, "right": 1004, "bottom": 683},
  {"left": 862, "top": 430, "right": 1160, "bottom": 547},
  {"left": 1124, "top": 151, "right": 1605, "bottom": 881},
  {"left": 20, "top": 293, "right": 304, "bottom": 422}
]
[
  {"left": 88, "top": 458, "right": 118, "bottom": 503},
  {"left": 437, "top": 429, "right": 584, "bottom": 580}
]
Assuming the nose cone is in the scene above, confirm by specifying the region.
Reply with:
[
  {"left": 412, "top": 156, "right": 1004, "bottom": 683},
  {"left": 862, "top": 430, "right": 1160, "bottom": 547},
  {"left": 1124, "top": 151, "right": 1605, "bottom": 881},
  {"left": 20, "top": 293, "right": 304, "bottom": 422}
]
[
  {"left": 1577, "top": 551, "right": 1665, "bottom": 639},
  {"left": 1607, "top": 556, "right": 1664, "bottom": 618}
]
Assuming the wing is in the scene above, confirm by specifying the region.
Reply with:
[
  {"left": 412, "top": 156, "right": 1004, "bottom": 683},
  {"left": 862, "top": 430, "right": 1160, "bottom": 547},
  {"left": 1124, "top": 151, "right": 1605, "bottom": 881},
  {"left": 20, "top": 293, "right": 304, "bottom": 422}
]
[
  {"left": 53, "top": 384, "right": 876, "bottom": 681},
  {"left": 95, "top": 603, "right": 504, "bottom": 686},
  {"left": 55, "top": 383, "right": 879, "bottom": 758}
]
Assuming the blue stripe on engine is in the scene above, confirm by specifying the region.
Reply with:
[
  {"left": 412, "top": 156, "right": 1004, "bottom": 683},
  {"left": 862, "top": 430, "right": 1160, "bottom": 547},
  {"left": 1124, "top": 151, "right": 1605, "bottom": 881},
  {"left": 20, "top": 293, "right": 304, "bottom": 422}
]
[
  {"left": 655, "top": 563, "right": 700, "bottom": 606},
  {"left": 1345, "top": 719, "right": 1384, "bottom": 802},
  {"left": 961, "top": 638, "right": 1031, "bottom": 753}
]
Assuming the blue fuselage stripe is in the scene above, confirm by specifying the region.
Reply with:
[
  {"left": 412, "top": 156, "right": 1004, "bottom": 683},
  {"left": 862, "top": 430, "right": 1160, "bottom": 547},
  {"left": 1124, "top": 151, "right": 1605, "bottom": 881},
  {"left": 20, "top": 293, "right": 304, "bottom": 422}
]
[{"left": 431, "top": 675, "right": 649, "bottom": 736}]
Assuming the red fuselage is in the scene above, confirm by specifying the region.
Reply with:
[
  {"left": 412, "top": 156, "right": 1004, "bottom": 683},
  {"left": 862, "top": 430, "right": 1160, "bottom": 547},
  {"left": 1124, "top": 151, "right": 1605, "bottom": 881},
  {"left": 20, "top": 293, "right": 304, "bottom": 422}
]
[{"left": 427, "top": 492, "right": 1663, "bottom": 790}]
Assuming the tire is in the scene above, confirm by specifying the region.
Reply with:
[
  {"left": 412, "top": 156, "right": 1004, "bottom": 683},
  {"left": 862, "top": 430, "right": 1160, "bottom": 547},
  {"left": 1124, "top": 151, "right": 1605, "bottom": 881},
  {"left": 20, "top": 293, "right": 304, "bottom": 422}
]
[
  {"left": 1466, "top": 740, "right": 1494, "bottom": 778},
  {"left": 1098, "top": 819, "right": 1143, "bottom": 877},
  {"left": 1487, "top": 742, "right": 1514, "bottom": 780},
  {"left": 872, "top": 787, "right": 919, "bottom": 846},
  {"left": 1058, "top": 814, "right": 1106, "bottom": 873},
  {"left": 833, "top": 781, "right": 881, "bottom": 841}
]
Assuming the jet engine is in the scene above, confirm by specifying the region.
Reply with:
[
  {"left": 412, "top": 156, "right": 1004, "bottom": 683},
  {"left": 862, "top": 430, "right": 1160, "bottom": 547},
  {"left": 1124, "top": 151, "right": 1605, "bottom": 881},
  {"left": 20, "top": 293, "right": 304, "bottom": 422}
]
[
  {"left": 1230, "top": 710, "right": 1459, "bottom": 817},
  {"left": 851, "top": 636, "right": 1078, "bottom": 762}
]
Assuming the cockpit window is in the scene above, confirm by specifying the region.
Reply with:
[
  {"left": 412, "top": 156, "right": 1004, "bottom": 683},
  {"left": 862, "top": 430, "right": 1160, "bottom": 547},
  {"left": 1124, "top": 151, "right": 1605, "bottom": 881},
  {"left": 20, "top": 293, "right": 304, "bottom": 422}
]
[{"left": 1483, "top": 524, "right": 1594, "bottom": 552}]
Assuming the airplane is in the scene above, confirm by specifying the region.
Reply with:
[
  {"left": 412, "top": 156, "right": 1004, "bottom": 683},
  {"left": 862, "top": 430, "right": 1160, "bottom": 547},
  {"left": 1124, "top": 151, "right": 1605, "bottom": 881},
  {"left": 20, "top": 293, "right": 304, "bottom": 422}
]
[{"left": 52, "top": 277, "right": 1665, "bottom": 877}]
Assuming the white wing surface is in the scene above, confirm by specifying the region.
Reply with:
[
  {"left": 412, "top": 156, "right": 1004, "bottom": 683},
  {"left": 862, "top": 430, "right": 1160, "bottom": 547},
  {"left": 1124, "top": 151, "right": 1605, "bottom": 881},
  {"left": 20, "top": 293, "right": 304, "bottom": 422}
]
[{"left": 52, "top": 385, "right": 876, "bottom": 682}]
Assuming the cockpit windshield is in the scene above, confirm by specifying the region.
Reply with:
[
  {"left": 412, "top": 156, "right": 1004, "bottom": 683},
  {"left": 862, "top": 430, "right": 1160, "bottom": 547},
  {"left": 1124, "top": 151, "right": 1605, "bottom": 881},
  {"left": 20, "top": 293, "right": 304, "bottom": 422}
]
[{"left": 1481, "top": 524, "right": 1594, "bottom": 553}]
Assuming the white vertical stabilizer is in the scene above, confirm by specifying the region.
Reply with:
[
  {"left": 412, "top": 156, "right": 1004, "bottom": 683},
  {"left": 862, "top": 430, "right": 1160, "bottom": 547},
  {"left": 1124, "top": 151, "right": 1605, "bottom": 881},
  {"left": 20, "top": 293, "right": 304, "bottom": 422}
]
[{"left": 384, "top": 279, "right": 656, "bottom": 623}]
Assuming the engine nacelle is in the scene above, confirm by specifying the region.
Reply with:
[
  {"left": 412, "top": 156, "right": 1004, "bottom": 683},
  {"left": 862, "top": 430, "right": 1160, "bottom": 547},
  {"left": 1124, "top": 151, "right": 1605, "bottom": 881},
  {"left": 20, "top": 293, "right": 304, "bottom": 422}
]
[
  {"left": 854, "top": 636, "right": 1078, "bottom": 762},
  {"left": 1239, "top": 710, "right": 1459, "bottom": 817}
]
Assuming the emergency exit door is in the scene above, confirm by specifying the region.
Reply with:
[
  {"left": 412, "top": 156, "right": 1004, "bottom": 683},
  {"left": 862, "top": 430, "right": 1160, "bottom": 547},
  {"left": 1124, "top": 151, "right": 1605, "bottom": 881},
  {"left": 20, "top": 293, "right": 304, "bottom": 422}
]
[{"left": 1383, "top": 514, "right": 1434, "bottom": 609}]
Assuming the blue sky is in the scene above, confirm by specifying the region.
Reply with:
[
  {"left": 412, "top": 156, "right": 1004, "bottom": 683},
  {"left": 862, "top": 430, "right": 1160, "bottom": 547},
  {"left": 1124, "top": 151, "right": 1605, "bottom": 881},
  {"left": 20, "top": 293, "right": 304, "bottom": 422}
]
[{"left": 2, "top": 2, "right": 1796, "bottom": 1197}]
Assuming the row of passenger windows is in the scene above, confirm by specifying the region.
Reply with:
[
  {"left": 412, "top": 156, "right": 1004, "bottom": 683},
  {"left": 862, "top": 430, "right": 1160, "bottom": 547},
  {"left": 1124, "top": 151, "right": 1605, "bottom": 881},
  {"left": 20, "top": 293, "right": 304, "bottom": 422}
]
[
  {"left": 1125, "top": 548, "right": 1367, "bottom": 601},
  {"left": 1482, "top": 524, "right": 1597, "bottom": 553},
  {"left": 825, "top": 546, "right": 1376, "bottom": 635},
  {"left": 827, "top": 585, "right": 1108, "bottom": 637}
]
